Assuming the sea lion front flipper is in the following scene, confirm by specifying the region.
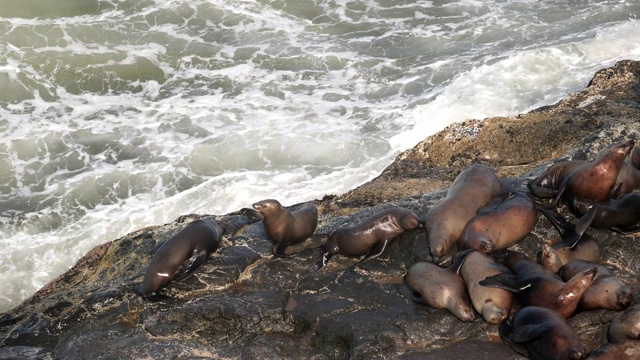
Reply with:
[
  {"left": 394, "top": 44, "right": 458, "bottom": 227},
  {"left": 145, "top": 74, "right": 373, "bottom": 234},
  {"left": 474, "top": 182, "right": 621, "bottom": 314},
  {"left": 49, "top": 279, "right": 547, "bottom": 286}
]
[
  {"left": 570, "top": 202, "right": 598, "bottom": 245},
  {"left": 479, "top": 273, "right": 526, "bottom": 293},
  {"left": 361, "top": 239, "right": 390, "bottom": 262},
  {"left": 528, "top": 181, "right": 559, "bottom": 199},
  {"left": 449, "top": 248, "right": 473, "bottom": 275},
  {"left": 173, "top": 249, "right": 208, "bottom": 282},
  {"left": 508, "top": 324, "right": 547, "bottom": 343},
  {"left": 611, "top": 224, "right": 640, "bottom": 234},
  {"left": 272, "top": 245, "right": 294, "bottom": 258}
]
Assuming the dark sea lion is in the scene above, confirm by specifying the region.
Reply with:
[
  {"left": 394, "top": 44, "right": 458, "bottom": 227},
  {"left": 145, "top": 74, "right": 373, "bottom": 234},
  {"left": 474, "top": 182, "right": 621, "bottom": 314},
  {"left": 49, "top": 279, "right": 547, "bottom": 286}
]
[
  {"left": 141, "top": 219, "right": 223, "bottom": 299},
  {"left": 406, "top": 250, "right": 475, "bottom": 322},
  {"left": 459, "top": 250, "right": 513, "bottom": 324},
  {"left": 308, "top": 207, "right": 423, "bottom": 272},
  {"left": 459, "top": 191, "right": 538, "bottom": 253},
  {"left": 569, "top": 193, "right": 640, "bottom": 235},
  {"left": 500, "top": 306, "right": 587, "bottom": 360},
  {"left": 608, "top": 304, "right": 640, "bottom": 343},
  {"left": 547, "top": 139, "right": 634, "bottom": 207},
  {"left": 530, "top": 140, "right": 637, "bottom": 200},
  {"left": 252, "top": 199, "right": 318, "bottom": 258},
  {"left": 480, "top": 251, "right": 597, "bottom": 318},
  {"left": 425, "top": 164, "right": 502, "bottom": 262},
  {"left": 587, "top": 341, "right": 640, "bottom": 359},
  {"left": 559, "top": 259, "right": 634, "bottom": 312}
]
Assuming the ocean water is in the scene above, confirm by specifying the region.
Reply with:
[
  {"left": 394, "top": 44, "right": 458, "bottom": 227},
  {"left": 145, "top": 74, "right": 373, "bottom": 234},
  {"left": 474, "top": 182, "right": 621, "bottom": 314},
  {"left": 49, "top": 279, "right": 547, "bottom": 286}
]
[{"left": 0, "top": 0, "right": 639, "bottom": 312}]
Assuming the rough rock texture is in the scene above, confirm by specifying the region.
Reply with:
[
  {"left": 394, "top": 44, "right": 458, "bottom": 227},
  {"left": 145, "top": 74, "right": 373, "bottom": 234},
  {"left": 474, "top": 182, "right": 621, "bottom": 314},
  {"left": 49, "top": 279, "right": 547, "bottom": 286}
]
[{"left": 1, "top": 60, "right": 640, "bottom": 359}]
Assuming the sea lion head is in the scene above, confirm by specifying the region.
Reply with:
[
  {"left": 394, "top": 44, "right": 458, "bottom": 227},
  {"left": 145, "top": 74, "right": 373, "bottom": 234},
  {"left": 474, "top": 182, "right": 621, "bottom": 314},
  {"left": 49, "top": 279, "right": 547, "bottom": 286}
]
[
  {"left": 481, "top": 301, "right": 508, "bottom": 325},
  {"left": 397, "top": 210, "right": 423, "bottom": 231},
  {"left": 252, "top": 199, "right": 283, "bottom": 216},
  {"left": 539, "top": 242, "right": 564, "bottom": 272}
]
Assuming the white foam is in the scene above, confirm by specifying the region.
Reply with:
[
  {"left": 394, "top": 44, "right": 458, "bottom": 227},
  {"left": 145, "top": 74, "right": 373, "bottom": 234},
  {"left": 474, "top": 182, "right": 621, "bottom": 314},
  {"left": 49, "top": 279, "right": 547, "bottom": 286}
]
[{"left": 390, "top": 20, "right": 640, "bottom": 151}]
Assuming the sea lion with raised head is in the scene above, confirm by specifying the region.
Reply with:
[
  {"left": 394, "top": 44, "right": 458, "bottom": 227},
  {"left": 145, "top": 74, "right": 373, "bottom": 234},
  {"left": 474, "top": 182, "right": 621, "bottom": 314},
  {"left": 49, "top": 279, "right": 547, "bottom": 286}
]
[
  {"left": 607, "top": 304, "right": 640, "bottom": 343},
  {"left": 530, "top": 140, "right": 637, "bottom": 200},
  {"left": 141, "top": 218, "right": 223, "bottom": 299},
  {"left": 559, "top": 259, "right": 634, "bottom": 312},
  {"left": 546, "top": 139, "right": 634, "bottom": 208},
  {"left": 500, "top": 306, "right": 587, "bottom": 360},
  {"left": 425, "top": 164, "right": 502, "bottom": 262},
  {"left": 459, "top": 191, "right": 538, "bottom": 253},
  {"left": 252, "top": 199, "right": 318, "bottom": 258},
  {"left": 308, "top": 207, "right": 423, "bottom": 272},
  {"left": 459, "top": 250, "right": 513, "bottom": 324},
  {"left": 480, "top": 250, "right": 597, "bottom": 318},
  {"left": 406, "top": 249, "right": 475, "bottom": 322}
]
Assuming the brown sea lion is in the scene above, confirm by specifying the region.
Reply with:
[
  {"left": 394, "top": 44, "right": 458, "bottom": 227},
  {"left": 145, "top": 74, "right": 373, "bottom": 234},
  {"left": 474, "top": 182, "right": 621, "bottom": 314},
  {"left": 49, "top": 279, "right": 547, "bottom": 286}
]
[
  {"left": 141, "top": 219, "right": 223, "bottom": 299},
  {"left": 425, "top": 164, "right": 502, "bottom": 262},
  {"left": 547, "top": 139, "right": 634, "bottom": 207},
  {"left": 608, "top": 304, "right": 640, "bottom": 343},
  {"left": 530, "top": 140, "right": 638, "bottom": 200},
  {"left": 500, "top": 306, "right": 587, "bottom": 360},
  {"left": 587, "top": 341, "right": 640, "bottom": 359},
  {"left": 459, "top": 191, "right": 538, "bottom": 253},
  {"left": 252, "top": 199, "right": 318, "bottom": 258},
  {"left": 308, "top": 207, "right": 423, "bottom": 272},
  {"left": 559, "top": 259, "right": 634, "bottom": 312},
  {"left": 480, "top": 251, "right": 597, "bottom": 318},
  {"left": 406, "top": 250, "right": 475, "bottom": 322},
  {"left": 460, "top": 250, "right": 513, "bottom": 324},
  {"left": 537, "top": 204, "right": 602, "bottom": 272}
]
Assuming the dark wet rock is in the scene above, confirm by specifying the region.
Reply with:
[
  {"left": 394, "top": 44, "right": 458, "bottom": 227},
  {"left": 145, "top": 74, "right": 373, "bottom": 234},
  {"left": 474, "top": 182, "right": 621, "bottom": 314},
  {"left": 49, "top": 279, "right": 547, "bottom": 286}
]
[{"left": 1, "top": 60, "right": 640, "bottom": 359}]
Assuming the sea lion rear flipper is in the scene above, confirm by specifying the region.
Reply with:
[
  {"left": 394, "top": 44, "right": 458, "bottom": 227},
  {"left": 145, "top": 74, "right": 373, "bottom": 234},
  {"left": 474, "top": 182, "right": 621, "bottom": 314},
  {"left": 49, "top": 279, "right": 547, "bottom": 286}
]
[
  {"left": 361, "top": 240, "right": 390, "bottom": 262},
  {"left": 450, "top": 249, "right": 473, "bottom": 275},
  {"left": 479, "top": 273, "right": 525, "bottom": 293},
  {"left": 173, "top": 250, "right": 208, "bottom": 282},
  {"left": 273, "top": 244, "right": 294, "bottom": 258},
  {"left": 306, "top": 251, "right": 333, "bottom": 273}
]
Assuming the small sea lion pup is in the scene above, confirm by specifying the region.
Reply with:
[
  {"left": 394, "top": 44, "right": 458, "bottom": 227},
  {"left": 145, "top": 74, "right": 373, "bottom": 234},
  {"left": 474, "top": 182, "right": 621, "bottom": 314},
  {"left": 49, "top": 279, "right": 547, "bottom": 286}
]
[
  {"left": 459, "top": 191, "right": 538, "bottom": 253},
  {"left": 425, "top": 164, "right": 502, "bottom": 262},
  {"left": 587, "top": 341, "right": 640, "bottom": 360},
  {"left": 608, "top": 304, "right": 640, "bottom": 343},
  {"left": 141, "top": 219, "right": 223, "bottom": 299},
  {"left": 308, "top": 207, "right": 423, "bottom": 272},
  {"left": 252, "top": 199, "right": 318, "bottom": 257},
  {"left": 460, "top": 250, "right": 513, "bottom": 324},
  {"left": 500, "top": 306, "right": 587, "bottom": 360},
  {"left": 406, "top": 249, "right": 475, "bottom": 322},
  {"left": 480, "top": 250, "right": 597, "bottom": 318},
  {"left": 559, "top": 259, "right": 634, "bottom": 312}
]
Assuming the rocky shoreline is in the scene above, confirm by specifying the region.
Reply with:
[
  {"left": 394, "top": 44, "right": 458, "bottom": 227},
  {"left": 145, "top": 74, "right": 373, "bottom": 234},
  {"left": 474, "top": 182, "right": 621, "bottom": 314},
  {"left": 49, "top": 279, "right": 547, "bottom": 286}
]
[{"left": 1, "top": 60, "right": 639, "bottom": 359}]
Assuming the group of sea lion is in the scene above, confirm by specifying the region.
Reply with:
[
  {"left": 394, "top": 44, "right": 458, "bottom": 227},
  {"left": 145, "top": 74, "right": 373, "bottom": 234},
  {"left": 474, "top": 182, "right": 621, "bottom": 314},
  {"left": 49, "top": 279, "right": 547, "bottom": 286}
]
[{"left": 137, "top": 139, "right": 640, "bottom": 359}]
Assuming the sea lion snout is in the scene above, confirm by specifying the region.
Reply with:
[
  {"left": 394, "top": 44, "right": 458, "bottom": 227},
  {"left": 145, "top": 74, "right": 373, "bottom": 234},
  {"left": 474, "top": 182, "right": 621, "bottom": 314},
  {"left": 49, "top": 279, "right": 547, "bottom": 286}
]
[
  {"left": 617, "top": 287, "right": 635, "bottom": 308},
  {"left": 569, "top": 347, "right": 586, "bottom": 360}
]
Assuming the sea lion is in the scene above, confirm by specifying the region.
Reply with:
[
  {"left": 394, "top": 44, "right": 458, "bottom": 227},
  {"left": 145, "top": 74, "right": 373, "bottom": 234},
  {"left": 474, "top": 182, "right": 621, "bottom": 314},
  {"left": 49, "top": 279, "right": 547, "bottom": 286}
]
[
  {"left": 559, "top": 259, "right": 634, "bottom": 312},
  {"left": 530, "top": 140, "right": 637, "bottom": 200},
  {"left": 480, "top": 250, "right": 597, "bottom": 318},
  {"left": 587, "top": 341, "right": 640, "bottom": 359},
  {"left": 406, "top": 249, "right": 475, "bottom": 322},
  {"left": 141, "top": 219, "right": 223, "bottom": 299},
  {"left": 500, "top": 306, "right": 587, "bottom": 360},
  {"left": 459, "top": 191, "right": 538, "bottom": 253},
  {"left": 568, "top": 193, "right": 640, "bottom": 235},
  {"left": 608, "top": 304, "right": 640, "bottom": 343},
  {"left": 308, "top": 207, "right": 423, "bottom": 272},
  {"left": 459, "top": 250, "right": 513, "bottom": 324},
  {"left": 547, "top": 139, "right": 634, "bottom": 208},
  {"left": 537, "top": 204, "right": 602, "bottom": 272},
  {"left": 252, "top": 199, "right": 318, "bottom": 257},
  {"left": 425, "top": 164, "right": 502, "bottom": 262}
]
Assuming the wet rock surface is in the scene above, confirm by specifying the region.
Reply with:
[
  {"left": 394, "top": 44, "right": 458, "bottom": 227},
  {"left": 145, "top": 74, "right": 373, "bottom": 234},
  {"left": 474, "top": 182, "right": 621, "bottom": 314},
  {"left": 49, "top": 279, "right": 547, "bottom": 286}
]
[{"left": 1, "top": 60, "right": 640, "bottom": 359}]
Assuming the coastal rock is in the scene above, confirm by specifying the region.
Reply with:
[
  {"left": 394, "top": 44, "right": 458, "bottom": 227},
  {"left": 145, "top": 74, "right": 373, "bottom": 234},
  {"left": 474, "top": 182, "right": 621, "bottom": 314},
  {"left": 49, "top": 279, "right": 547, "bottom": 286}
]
[{"left": 1, "top": 60, "right": 640, "bottom": 359}]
